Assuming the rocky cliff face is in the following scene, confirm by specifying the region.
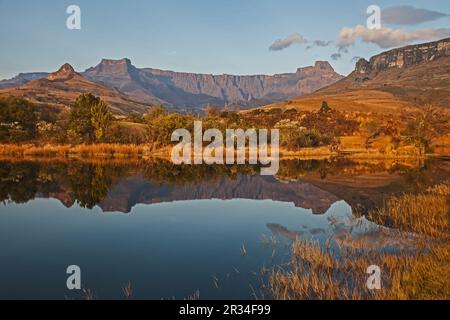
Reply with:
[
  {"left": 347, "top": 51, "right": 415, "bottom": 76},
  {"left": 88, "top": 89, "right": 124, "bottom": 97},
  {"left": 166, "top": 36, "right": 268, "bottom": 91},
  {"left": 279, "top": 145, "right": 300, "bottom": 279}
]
[
  {"left": 1, "top": 58, "right": 343, "bottom": 111},
  {"left": 356, "top": 38, "right": 450, "bottom": 74},
  {"left": 84, "top": 59, "right": 343, "bottom": 110},
  {"left": 142, "top": 60, "right": 342, "bottom": 101},
  {"left": 313, "top": 37, "right": 450, "bottom": 109}
]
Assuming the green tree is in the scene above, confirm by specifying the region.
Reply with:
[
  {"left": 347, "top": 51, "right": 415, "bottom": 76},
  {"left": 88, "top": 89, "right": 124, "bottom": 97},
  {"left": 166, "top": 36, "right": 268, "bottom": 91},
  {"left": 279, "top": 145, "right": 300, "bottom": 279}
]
[
  {"left": 68, "top": 94, "right": 97, "bottom": 143},
  {"left": 68, "top": 94, "right": 111, "bottom": 143},
  {"left": 144, "top": 104, "right": 166, "bottom": 122},
  {"left": 147, "top": 113, "right": 194, "bottom": 146},
  {"left": 91, "top": 100, "right": 112, "bottom": 142}
]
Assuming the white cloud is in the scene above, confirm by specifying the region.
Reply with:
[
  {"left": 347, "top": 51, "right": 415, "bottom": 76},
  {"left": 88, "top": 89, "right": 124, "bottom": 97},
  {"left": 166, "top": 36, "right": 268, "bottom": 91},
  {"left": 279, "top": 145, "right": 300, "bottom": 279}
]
[
  {"left": 337, "top": 25, "right": 450, "bottom": 50},
  {"left": 269, "top": 33, "right": 307, "bottom": 51}
]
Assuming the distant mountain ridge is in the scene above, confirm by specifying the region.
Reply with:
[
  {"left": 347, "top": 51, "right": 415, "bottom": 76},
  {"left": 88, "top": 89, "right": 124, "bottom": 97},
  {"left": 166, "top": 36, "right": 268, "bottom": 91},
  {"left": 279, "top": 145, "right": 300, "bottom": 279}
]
[
  {"left": 83, "top": 59, "right": 343, "bottom": 109},
  {"left": 0, "top": 72, "right": 49, "bottom": 89},
  {"left": 0, "top": 59, "right": 343, "bottom": 112},
  {"left": 0, "top": 64, "right": 151, "bottom": 114}
]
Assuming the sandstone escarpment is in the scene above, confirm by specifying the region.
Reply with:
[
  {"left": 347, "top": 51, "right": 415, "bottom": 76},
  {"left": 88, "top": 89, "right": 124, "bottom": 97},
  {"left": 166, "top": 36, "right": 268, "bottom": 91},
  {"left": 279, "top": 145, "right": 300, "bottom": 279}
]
[
  {"left": 84, "top": 59, "right": 343, "bottom": 109},
  {"left": 356, "top": 38, "right": 450, "bottom": 74},
  {"left": 310, "top": 38, "right": 450, "bottom": 109}
]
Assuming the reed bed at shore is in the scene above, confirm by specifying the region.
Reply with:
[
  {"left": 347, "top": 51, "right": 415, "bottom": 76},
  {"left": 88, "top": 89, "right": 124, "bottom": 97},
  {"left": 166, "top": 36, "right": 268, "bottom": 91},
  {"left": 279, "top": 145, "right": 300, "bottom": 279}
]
[
  {"left": 368, "top": 182, "right": 449, "bottom": 239},
  {"left": 267, "top": 183, "right": 450, "bottom": 300},
  {"left": 0, "top": 143, "right": 432, "bottom": 160},
  {"left": 0, "top": 143, "right": 148, "bottom": 158},
  {"left": 267, "top": 239, "right": 450, "bottom": 300}
]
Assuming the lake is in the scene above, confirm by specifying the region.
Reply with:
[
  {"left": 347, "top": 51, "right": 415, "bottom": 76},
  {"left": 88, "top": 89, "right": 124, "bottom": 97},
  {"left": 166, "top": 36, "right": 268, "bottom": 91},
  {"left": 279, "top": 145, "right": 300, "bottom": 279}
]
[{"left": 0, "top": 158, "right": 448, "bottom": 299}]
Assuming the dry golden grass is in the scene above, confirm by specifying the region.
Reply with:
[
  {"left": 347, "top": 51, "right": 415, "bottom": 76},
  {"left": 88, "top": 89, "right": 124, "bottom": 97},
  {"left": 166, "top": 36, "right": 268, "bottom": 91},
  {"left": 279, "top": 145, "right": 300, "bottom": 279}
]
[
  {"left": 267, "top": 184, "right": 450, "bottom": 300},
  {"left": 368, "top": 183, "right": 449, "bottom": 239},
  {"left": 279, "top": 146, "right": 336, "bottom": 158},
  {"left": 265, "top": 89, "right": 419, "bottom": 114},
  {"left": 70, "top": 144, "right": 145, "bottom": 157},
  {"left": 0, "top": 143, "right": 148, "bottom": 158},
  {"left": 268, "top": 239, "right": 450, "bottom": 300}
]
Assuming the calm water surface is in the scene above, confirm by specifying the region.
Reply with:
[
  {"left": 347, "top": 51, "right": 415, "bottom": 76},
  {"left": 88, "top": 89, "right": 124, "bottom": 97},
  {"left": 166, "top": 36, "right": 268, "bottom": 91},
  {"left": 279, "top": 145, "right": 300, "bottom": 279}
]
[{"left": 0, "top": 158, "right": 448, "bottom": 299}]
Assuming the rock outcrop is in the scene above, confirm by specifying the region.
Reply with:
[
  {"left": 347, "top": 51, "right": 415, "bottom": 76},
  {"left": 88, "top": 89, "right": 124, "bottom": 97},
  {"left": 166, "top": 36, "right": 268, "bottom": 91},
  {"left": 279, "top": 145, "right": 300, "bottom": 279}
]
[
  {"left": 310, "top": 37, "right": 450, "bottom": 109},
  {"left": 47, "top": 63, "right": 77, "bottom": 81},
  {"left": 356, "top": 38, "right": 450, "bottom": 74},
  {"left": 83, "top": 59, "right": 343, "bottom": 109}
]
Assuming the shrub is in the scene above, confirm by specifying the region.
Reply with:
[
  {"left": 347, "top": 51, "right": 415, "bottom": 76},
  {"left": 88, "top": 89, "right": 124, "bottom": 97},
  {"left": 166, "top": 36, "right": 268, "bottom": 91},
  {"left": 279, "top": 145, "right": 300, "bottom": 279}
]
[
  {"left": 275, "top": 120, "right": 332, "bottom": 149},
  {"left": 0, "top": 97, "right": 37, "bottom": 142},
  {"left": 320, "top": 101, "right": 332, "bottom": 113}
]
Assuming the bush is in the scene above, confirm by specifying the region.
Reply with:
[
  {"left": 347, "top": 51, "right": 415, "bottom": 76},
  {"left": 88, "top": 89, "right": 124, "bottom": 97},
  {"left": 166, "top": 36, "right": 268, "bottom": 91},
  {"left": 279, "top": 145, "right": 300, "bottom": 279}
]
[
  {"left": 146, "top": 109, "right": 195, "bottom": 146},
  {"left": 320, "top": 101, "right": 332, "bottom": 113},
  {"left": 282, "top": 128, "right": 332, "bottom": 149},
  {"left": 37, "top": 121, "right": 67, "bottom": 143},
  {"left": 0, "top": 97, "right": 37, "bottom": 143}
]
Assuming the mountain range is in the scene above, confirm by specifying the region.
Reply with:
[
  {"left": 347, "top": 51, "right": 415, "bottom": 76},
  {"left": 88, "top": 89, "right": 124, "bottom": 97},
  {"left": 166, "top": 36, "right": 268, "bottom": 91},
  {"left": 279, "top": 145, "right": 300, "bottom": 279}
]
[
  {"left": 1, "top": 38, "right": 449, "bottom": 115},
  {"left": 267, "top": 38, "right": 450, "bottom": 114},
  {"left": 0, "top": 60, "right": 343, "bottom": 114}
]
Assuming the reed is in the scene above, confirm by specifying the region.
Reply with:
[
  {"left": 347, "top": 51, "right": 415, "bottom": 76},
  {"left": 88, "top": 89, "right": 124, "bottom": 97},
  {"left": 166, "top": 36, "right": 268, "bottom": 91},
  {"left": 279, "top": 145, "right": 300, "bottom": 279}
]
[
  {"left": 0, "top": 143, "right": 148, "bottom": 158},
  {"left": 268, "top": 239, "right": 450, "bottom": 300},
  {"left": 368, "top": 183, "right": 449, "bottom": 239},
  {"left": 267, "top": 184, "right": 450, "bottom": 300}
]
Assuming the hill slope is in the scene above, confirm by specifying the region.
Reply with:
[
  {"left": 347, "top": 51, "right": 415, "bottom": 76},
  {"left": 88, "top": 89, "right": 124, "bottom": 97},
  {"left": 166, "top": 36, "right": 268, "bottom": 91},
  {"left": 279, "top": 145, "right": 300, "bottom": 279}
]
[
  {"left": 0, "top": 64, "right": 151, "bottom": 114},
  {"left": 267, "top": 38, "right": 450, "bottom": 114}
]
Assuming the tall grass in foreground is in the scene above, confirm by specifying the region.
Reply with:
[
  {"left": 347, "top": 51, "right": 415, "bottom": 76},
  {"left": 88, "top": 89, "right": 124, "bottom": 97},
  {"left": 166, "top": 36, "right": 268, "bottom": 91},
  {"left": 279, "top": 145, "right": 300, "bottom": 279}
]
[
  {"left": 367, "top": 183, "right": 449, "bottom": 238},
  {"left": 267, "top": 183, "right": 450, "bottom": 300}
]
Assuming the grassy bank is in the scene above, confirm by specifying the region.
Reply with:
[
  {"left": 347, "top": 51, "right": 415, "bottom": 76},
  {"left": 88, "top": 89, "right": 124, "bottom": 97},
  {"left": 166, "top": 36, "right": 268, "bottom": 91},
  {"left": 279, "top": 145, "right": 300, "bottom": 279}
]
[
  {"left": 0, "top": 143, "right": 429, "bottom": 160},
  {"left": 0, "top": 143, "right": 149, "bottom": 158}
]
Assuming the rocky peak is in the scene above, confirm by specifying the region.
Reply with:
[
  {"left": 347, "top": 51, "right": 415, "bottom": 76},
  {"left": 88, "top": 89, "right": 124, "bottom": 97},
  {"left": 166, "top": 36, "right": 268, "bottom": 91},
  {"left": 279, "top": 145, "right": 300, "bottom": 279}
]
[
  {"left": 355, "top": 58, "right": 371, "bottom": 74},
  {"left": 100, "top": 58, "right": 132, "bottom": 67},
  {"left": 355, "top": 37, "right": 450, "bottom": 74},
  {"left": 47, "top": 63, "right": 77, "bottom": 80},
  {"left": 314, "top": 61, "right": 334, "bottom": 71},
  {"left": 296, "top": 61, "right": 336, "bottom": 75},
  {"left": 86, "top": 58, "right": 136, "bottom": 76}
]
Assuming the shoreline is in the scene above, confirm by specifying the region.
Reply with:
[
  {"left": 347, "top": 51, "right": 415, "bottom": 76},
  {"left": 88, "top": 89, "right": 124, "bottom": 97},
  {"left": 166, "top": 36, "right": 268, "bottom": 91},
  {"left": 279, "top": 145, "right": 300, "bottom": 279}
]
[{"left": 0, "top": 143, "right": 445, "bottom": 161}]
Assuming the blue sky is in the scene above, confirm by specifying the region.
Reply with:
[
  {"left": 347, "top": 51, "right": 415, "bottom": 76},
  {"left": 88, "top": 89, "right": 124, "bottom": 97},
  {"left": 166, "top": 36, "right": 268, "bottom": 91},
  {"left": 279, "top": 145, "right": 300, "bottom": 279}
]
[{"left": 0, "top": 0, "right": 449, "bottom": 79}]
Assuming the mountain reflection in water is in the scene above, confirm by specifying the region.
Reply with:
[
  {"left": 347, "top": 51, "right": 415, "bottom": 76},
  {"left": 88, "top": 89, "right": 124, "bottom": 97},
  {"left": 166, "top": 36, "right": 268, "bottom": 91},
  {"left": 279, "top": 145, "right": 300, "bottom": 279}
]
[
  {"left": 0, "top": 158, "right": 448, "bottom": 215},
  {"left": 0, "top": 157, "right": 448, "bottom": 299}
]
